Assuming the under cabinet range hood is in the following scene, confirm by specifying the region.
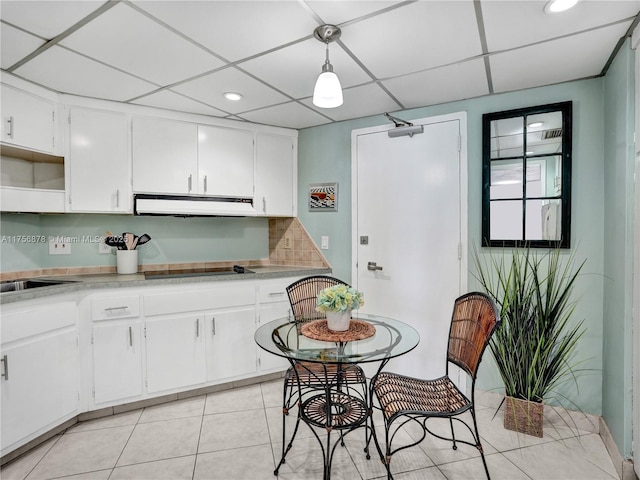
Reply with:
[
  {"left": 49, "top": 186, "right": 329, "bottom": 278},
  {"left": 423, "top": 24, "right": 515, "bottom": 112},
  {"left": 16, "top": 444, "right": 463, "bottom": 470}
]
[{"left": 134, "top": 194, "right": 256, "bottom": 217}]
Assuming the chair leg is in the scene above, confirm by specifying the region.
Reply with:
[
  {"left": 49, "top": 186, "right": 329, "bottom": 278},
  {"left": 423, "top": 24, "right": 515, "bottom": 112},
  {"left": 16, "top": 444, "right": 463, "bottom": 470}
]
[
  {"left": 470, "top": 408, "right": 491, "bottom": 480},
  {"left": 449, "top": 417, "right": 458, "bottom": 450}
]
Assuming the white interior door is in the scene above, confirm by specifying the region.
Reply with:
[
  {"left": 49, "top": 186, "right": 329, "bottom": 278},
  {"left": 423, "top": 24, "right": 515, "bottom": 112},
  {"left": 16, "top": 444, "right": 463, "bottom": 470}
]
[{"left": 352, "top": 113, "right": 467, "bottom": 381}]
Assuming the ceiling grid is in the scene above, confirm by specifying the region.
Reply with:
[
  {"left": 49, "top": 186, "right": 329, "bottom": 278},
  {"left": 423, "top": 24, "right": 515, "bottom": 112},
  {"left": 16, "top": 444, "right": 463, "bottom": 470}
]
[{"left": 0, "top": 0, "right": 638, "bottom": 129}]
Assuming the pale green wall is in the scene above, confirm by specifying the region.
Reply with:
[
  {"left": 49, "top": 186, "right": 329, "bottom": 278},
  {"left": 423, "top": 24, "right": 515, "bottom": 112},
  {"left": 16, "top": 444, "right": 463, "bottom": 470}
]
[
  {"left": 602, "top": 39, "right": 635, "bottom": 459},
  {"left": 298, "top": 78, "right": 607, "bottom": 418},
  {"left": 0, "top": 214, "right": 269, "bottom": 271}
]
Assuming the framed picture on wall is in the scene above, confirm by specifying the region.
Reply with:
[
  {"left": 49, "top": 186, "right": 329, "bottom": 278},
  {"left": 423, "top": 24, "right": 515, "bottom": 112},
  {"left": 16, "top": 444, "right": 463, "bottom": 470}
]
[{"left": 308, "top": 182, "right": 338, "bottom": 211}]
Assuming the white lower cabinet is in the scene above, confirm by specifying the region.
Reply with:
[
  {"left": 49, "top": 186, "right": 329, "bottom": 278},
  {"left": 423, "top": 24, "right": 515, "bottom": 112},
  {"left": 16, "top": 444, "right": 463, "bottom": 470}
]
[
  {"left": 90, "top": 293, "right": 143, "bottom": 405},
  {"left": 205, "top": 307, "right": 256, "bottom": 382},
  {"left": 92, "top": 322, "right": 143, "bottom": 404},
  {"left": 145, "top": 314, "right": 206, "bottom": 393},
  {"left": 257, "top": 280, "right": 293, "bottom": 373},
  {"left": 1, "top": 300, "right": 79, "bottom": 456}
]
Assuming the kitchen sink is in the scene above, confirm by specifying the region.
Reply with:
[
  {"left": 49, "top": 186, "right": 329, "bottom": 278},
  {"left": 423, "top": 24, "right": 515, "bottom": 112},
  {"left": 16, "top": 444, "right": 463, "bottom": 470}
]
[
  {"left": 144, "top": 265, "right": 254, "bottom": 280},
  {"left": 0, "top": 279, "right": 78, "bottom": 293}
]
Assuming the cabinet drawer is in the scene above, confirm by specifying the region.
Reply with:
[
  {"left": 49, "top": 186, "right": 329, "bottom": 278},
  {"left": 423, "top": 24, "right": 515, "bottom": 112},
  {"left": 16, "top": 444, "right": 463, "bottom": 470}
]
[
  {"left": 91, "top": 295, "right": 140, "bottom": 321},
  {"left": 258, "top": 280, "right": 293, "bottom": 304},
  {"left": 1, "top": 301, "right": 76, "bottom": 344},
  {"left": 143, "top": 284, "right": 256, "bottom": 317}
]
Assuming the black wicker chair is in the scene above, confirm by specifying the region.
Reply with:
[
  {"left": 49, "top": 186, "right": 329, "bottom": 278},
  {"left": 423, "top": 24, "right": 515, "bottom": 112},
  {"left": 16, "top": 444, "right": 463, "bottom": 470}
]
[
  {"left": 279, "top": 275, "right": 367, "bottom": 460},
  {"left": 370, "top": 292, "right": 501, "bottom": 479}
]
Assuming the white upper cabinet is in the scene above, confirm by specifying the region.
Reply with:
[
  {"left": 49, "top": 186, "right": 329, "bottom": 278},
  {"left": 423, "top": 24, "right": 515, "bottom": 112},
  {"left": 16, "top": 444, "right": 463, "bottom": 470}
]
[
  {"left": 197, "top": 125, "right": 254, "bottom": 197},
  {"left": 1, "top": 84, "right": 57, "bottom": 154},
  {"left": 67, "top": 107, "right": 131, "bottom": 213},
  {"left": 132, "top": 116, "right": 197, "bottom": 195},
  {"left": 255, "top": 133, "right": 296, "bottom": 216},
  {"left": 133, "top": 117, "right": 256, "bottom": 199}
]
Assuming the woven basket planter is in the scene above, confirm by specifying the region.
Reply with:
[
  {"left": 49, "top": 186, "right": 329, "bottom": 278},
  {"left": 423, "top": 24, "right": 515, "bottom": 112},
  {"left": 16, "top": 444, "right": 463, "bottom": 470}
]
[{"left": 504, "top": 396, "right": 544, "bottom": 437}]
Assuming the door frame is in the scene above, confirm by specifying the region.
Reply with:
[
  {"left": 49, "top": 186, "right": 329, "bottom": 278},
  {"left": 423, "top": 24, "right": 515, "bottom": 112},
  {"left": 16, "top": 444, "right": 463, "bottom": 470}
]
[{"left": 350, "top": 111, "right": 468, "bottom": 291}]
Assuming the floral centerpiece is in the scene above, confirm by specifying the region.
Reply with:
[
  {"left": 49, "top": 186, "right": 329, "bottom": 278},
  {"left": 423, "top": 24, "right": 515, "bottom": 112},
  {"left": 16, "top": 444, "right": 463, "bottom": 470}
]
[{"left": 316, "top": 284, "right": 364, "bottom": 331}]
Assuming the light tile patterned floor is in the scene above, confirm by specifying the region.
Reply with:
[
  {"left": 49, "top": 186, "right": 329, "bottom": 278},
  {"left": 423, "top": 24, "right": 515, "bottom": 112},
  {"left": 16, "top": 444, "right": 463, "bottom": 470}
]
[{"left": 1, "top": 380, "right": 619, "bottom": 480}]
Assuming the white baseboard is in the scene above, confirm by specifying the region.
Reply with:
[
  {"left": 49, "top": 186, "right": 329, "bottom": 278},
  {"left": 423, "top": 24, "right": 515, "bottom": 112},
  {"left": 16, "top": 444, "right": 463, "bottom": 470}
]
[{"left": 600, "top": 417, "right": 638, "bottom": 480}]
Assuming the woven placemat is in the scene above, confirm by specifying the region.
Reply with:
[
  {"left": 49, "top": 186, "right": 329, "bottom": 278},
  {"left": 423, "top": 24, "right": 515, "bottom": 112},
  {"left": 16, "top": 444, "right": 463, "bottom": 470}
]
[{"left": 300, "top": 318, "right": 376, "bottom": 342}]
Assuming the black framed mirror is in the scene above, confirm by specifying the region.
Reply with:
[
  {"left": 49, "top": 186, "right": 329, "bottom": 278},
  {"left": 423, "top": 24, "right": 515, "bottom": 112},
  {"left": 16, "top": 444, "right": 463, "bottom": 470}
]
[{"left": 482, "top": 101, "right": 572, "bottom": 248}]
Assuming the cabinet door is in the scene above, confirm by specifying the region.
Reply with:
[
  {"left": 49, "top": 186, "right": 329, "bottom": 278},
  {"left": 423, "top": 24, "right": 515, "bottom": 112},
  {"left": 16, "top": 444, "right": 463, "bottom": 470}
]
[
  {"left": 1, "top": 330, "right": 79, "bottom": 452},
  {"left": 145, "top": 314, "right": 206, "bottom": 393},
  {"left": 92, "top": 322, "right": 143, "bottom": 404},
  {"left": 1, "top": 84, "right": 56, "bottom": 153},
  {"left": 205, "top": 307, "right": 256, "bottom": 381},
  {"left": 255, "top": 133, "right": 295, "bottom": 216},
  {"left": 257, "top": 302, "right": 291, "bottom": 372},
  {"left": 132, "top": 117, "right": 197, "bottom": 194},
  {"left": 68, "top": 108, "right": 131, "bottom": 212},
  {"left": 197, "top": 125, "right": 254, "bottom": 197}
]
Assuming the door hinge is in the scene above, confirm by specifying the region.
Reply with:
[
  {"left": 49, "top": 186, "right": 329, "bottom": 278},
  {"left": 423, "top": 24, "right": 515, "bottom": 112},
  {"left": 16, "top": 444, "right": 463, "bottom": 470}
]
[
  {"left": 92, "top": 387, "right": 95, "bottom": 397},
  {"left": 457, "top": 134, "right": 461, "bottom": 152},
  {"left": 68, "top": 112, "right": 71, "bottom": 125},
  {"left": 90, "top": 335, "right": 93, "bottom": 344},
  {"left": 143, "top": 327, "right": 147, "bottom": 338},
  {"left": 458, "top": 243, "right": 462, "bottom": 260}
]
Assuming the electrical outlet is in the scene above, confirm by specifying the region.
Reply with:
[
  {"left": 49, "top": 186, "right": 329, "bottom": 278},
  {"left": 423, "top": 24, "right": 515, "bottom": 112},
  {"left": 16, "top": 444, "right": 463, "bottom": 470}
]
[
  {"left": 283, "top": 234, "right": 293, "bottom": 249},
  {"left": 49, "top": 237, "right": 71, "bottom": 255},
  {"left": 321, "top": 236, "right": 329, "bottom": 250},
  {"left": 98, "top": 239, "right": 112, "bottom": 254}
]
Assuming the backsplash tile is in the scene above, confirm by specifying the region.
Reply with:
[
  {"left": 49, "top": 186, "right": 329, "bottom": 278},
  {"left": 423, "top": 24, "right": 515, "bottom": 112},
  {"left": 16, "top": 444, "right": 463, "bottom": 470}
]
[{"left": 0, "top": 218, "right": 329, "bottom": 281}]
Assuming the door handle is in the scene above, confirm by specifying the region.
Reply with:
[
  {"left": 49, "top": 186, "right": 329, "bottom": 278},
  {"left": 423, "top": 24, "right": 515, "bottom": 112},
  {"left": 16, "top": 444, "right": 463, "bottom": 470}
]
[
  {"left": 1, "top": 354, "right": 8, "bottom": 380},
  {"left": 367, "top": 261, "right": 383, "bottom": 271},
  {"left": 203, "top": 175, "right": 208, "bottom": 193},
  {"left": 188, "top": 174, "right": 193, "bottom": 192},
  {"left": 6, "top": 116, "right": 14, "bottom": 139}
]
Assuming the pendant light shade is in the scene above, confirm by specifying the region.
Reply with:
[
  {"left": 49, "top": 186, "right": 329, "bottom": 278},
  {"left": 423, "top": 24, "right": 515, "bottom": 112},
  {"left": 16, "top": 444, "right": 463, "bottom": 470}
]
[{"left": 312, "top": 25, "right": 343, "bottom": 109}]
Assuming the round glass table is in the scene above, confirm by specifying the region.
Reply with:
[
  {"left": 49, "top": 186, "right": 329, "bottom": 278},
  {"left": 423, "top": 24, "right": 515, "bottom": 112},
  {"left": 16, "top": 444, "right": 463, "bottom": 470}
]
[{"left": 255, "top": 313, "right": 420, "bottom": 480}]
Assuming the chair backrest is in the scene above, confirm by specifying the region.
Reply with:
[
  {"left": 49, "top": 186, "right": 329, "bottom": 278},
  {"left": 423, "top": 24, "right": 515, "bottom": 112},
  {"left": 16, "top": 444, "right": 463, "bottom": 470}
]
[
  {"left": 286, "top": 275, "right": 350, "bottom": 323},
  {"left": 447, "top": 292, "right": 501, "bottom": 379}
]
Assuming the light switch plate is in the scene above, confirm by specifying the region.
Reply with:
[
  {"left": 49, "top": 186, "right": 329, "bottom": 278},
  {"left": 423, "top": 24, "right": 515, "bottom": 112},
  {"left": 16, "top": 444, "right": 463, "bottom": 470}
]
[{"left": 321, "top": 236, "right": 329, "bottom": 250}]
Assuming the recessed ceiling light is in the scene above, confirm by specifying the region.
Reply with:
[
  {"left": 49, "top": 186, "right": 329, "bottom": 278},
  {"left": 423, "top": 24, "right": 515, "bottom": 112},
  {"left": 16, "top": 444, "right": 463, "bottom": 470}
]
[
  {"left": 223, "top": 92, "right": 243, "bottom": 101},
  {"left": 528, "top": 121, "right": 544, "bottom": 128},
  {"left": 544, "top": 0, "right": 580, "bottom": 13}
]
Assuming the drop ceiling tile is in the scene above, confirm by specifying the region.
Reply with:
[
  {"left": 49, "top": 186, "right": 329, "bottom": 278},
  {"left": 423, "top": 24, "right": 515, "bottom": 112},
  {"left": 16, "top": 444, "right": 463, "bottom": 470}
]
[
  {"left": 131, "top": 90, "right": 227, "bottom": 117},
  {"left": 490, "top": 21, "right": 633, "bottom": 93},
  {"left": 382, "top": 58, "right": 489, "bottom": 108},
  {"left": 481, "top": 0, "right": 640, "bottom": 51},
  {"left": 305, "top": 1, "right": 400, "bottom": 25},
  {"left": 0, "top": 0, "right": 104, "bottom": 39},
  {"left": 1, "top": 23, "right": 45, "bottom": 70},
  {"left": 240, "top": 38, "right": 371, "bottom": 100},
  {"left": 13, "top": 46, "right": 157, "bottom": 102},
  {"left": 240, "top": 101, "right": 331, "bottom": 129},
  {"left": 133, "top": 1, "right": 318, "bottom": 62},
  {"left": 172, "top": 67, "right": 290, "bottom": 114},
  {"left": 340, "top": 0, "right": 482, "bottom": 79},
  {"left": 60, "top": 3, "right": 223, "bottom": 86},
  {"left": 301, "top": 83, "right": 401, "bottom": 122}
]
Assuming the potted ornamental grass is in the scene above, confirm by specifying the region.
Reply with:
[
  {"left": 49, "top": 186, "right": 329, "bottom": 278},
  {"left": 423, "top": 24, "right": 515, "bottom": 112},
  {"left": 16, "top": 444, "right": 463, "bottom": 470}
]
[
  {"left": 473, "top": 247, "right": 586, "bottom": 437},
  {"left": 316, "top": 284, "right": 364, "bottom": 331}
]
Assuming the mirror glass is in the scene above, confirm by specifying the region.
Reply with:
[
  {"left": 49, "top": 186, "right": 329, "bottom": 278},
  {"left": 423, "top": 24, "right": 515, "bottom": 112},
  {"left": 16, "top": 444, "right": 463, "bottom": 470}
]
[{"left": 482, "top": 102, "right": 572, "bottom": 248}]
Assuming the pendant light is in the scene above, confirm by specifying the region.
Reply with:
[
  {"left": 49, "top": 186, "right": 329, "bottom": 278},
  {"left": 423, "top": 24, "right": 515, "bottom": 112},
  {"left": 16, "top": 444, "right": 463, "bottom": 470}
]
[{"left": 312, "top": 25, "right": 343, "bottom": 108}]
